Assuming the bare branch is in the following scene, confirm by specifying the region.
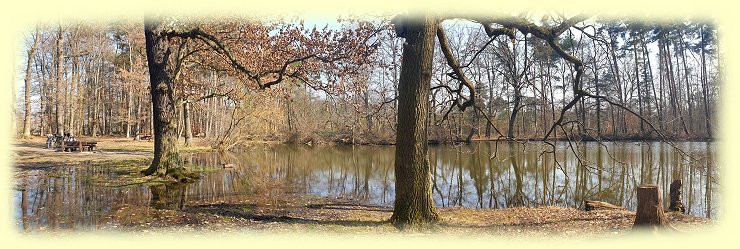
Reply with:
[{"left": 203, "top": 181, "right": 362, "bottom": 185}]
[{"left": 437, "top": 25, "right": 476, "bottom": 110}]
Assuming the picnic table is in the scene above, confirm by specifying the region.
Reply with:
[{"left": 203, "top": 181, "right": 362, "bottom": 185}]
[
  {"left": 60, "top": 141, "right": 98, "bottom": 152},
  {"left": 136, "top": 134, "right": 153, "bottom": 141}
]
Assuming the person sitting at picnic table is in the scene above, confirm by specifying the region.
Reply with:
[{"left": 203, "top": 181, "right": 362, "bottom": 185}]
[
  {"left": 65, "top": 132, "right": 76, "bottom": 142},
  {"left": 46, "top": 134, "right": 55, "bottom": 149}
]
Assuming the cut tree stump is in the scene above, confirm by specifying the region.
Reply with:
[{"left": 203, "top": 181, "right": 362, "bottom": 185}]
[
  {"left": 633, "top": 184, "right": 668, "bottom": 228},
  {"left": 669, "top": 180, "right": 686, "bottom": 213}
]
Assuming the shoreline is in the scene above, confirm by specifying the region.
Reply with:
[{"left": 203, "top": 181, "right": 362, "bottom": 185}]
[{"left": 12, "top": 136, "right": 715, "bottom": 235}]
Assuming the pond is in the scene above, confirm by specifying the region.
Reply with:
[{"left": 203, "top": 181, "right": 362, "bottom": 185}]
[{"left": 14, "top": 141, "right": 718, "bottom": 230}]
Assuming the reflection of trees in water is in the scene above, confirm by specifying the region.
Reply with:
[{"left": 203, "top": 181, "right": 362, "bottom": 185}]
[
  {"left": 20, "top": 179, "right": 28, "bottom": 231},
  {"left": 149, "top": 183, "right": 187, "bottom": 210},
  {"left": 425, "top": 142, "right": 716, "bottom": 215},
  {"left": 186, "top": 145, "right": 396, "bottom": 204},
  {"left": 16, "top": 164, "right": 153, "bottom": 230},
  {"left": 704, "top": 141, "right": 714, "bottom": 218},
  {"left": 507, "top": 142, "right": 525, "bottom": 207},
  {"left": 16, "top": 142, "right": 718, "bottom": 230}
]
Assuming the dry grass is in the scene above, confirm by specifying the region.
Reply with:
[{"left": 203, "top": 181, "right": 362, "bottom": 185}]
[{"left": 104, "top": 197, "right": 713, "bottom": 238}]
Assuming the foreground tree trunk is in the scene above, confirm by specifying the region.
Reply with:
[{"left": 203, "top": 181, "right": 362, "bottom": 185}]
[
  {"left": 633, "top": 185, "right": 668, "bottom": 228},
  {"left": 142, "top": 19, "right": 196, "bottom": 182},
  {"left": 389, "top": 14, "right": 440, "bottom": 229}
]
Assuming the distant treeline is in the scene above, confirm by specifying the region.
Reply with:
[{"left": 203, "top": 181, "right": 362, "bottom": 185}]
[{"left": 15, "top": 17, "right": 718, "bottom": 146}]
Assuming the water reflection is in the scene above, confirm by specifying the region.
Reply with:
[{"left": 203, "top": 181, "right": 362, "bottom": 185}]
[
  {"left": 14, "top": 141, "right": 718, "bottom": 230},
  {"left": 150, "top": 183, "right": 187, "bottom": 210},
  {"left": 14, "top": 164, "right": 153, "bottom": 230}
]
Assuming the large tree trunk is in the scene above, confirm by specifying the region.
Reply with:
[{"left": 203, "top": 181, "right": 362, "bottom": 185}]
[
  {"left": 142, "top": 19, "right": 196, "bottom": 182},
  {"left": 22, "top": 29, "right": 40, "bottom": 139},
  {"left": 389, "top": 14, "right": 439, "bottom": 229}
]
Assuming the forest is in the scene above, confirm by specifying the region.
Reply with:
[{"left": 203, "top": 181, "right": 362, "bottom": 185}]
[
  {"left": 11, "top": 12, "right": 720, "bottom": 235},
  {"left": 15, "top": 15, "right": 718, "bottom": 146}
]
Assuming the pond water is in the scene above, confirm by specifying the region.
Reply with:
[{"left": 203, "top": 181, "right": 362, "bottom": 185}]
[{"left": 14, "top": 141, "right": 718, "bottom": 230}]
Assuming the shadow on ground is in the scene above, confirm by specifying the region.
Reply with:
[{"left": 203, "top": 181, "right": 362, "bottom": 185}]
[{"left": 183, "top": 202, "right": 390, "bottom": 228}]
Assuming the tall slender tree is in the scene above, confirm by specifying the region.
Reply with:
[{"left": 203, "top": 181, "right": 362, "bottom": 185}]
[
  {"left": 54, "top": 25, "right": 65, "bottom": 135},
  {"left": 22, "top": 28, "right": 40, "bottom": 139}
]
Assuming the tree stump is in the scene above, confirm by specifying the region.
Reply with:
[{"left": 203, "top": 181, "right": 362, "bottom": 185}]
[
  {"left": 633, "top": 185, "right": 668, "bottom": 228},
  {"left": 669, "top": 180, "right": 686, "bottom": 213}
]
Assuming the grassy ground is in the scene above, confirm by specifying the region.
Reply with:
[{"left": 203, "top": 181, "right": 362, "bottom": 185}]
[{"left": 12, "top": 136, "right": 714, "bottom": 237}]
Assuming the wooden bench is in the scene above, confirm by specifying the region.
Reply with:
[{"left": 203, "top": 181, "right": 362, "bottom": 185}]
[
  {"left": 135, "top": 134, "right": 153, "bottom": 141},
  {"left": 60, "top": 141, "right": 97, "bottom": 152}
]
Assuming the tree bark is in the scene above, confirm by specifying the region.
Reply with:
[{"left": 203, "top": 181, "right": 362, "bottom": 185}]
[
  {"left": 389, "top": 13, "right": 440, "bottom": 229},
  {"left": 633, "top": 185, "right": 668, "bottom": 228},
  {"left": 669, "top": 180, "right": 685, "bottom": 213},
  {"left": 142, "top": 18, "right": 196, "bottom": 182},
  {"left": 22, "top": 28, "right": 40, "bottom": 139}
]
